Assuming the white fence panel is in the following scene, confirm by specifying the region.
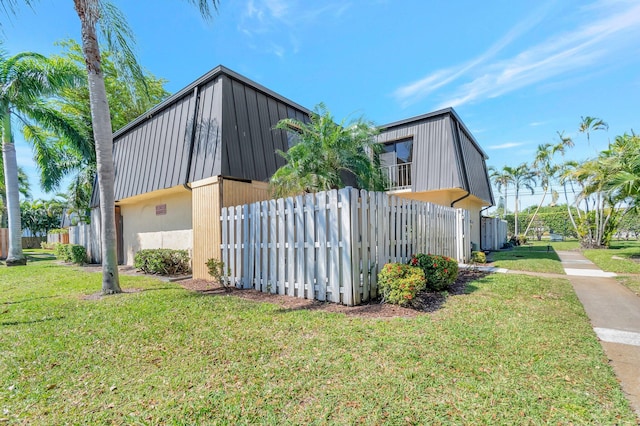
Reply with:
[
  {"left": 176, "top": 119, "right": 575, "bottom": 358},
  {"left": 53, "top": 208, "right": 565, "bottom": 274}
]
[{"left": 221, "top": 188, "right": 469, "bottom": 306}]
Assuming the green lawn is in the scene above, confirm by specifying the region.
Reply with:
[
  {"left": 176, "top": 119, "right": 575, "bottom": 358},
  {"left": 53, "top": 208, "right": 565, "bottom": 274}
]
[
  {"left": 583, "top": 240, "right": 640, "bottom": 274},
  {"left": 0, "top": 257, "right": 636, "bottom": 424},
  {"left": 490, "top": 245, "right": 565, "bottom": 274}
]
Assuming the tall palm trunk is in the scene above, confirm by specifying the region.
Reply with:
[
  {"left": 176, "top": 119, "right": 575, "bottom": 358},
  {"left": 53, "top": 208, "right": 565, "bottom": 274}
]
[
  {"left": 1, "top": 108, "right": 26, "bottom": 265},
  {"left": 514, "top": 188, "right": 520, "bottom": 236},
  {"left": 523, "top": 186, "right": 549, "bottom": 237},
  {"left": 75, "top": 0, "right": 120, "bottom": 293}
]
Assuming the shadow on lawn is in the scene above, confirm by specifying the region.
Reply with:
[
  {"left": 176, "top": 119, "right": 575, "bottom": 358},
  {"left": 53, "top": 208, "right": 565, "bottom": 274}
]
[
  {"left": 178, "top": 270, "right": 491, "bottom": 318},
  {"left": 3, "top": 295, "right": 59, "bottom": 305},
  {"left": 1, "top": 315, "right": 65, "bottom": 326}
]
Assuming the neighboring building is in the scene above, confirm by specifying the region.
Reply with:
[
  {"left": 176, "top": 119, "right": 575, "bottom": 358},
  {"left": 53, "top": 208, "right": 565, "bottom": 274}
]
[
  {"left": 377, "top": 109, "right": 494, "bottom": 248},
  {"left": 91, "top": 65, "right": 493, "bottom": 279}
]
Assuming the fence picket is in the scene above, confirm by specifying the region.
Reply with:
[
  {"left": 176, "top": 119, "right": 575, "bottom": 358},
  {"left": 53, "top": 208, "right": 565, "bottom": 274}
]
[
  {"left": 269, "top": 200, "right": 277, "bottom": 294},
  {"left": 328, "top": 190, "right": 340, "bottom": 303},
  {"left": 219, "top": 189, "right": 468, "bottom": 306},
  {"left": 316, "top": 192, "right": 328, "bottom": 302},
  {"left": 221, "top": 207, "right": 229, "bottom": 284},
  {"left": 277, "top": 198, "right": 286, "bottom": 294},
  {"left": 360, "top": 190, "right": 370, "bottom": 302},
  {"left": 305, "top": 193, "right": 315, "bottom": 300}
]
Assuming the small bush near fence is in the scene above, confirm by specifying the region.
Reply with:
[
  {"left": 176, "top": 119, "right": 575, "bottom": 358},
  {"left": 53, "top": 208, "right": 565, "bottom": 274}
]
[
  {"left": 378, "top": 263, "right": 426, "bottom": 306},
  {"left": 411, "top": 254, "right": 458, "bottom": 291},
  {"left": 54, "top": 244, "right": 87, "bottom": 265},
  {"left": 41, "top": 241, "right": 57, "bottom": 250},
  {"left": 471, "top": 251, "right": 487, "bottom": 264},
  {"left": 134, "top": 249, "right": 191, "bottom": 276},
  {"left": 206, "top": 258, "right": 230, "bottom": 289}
]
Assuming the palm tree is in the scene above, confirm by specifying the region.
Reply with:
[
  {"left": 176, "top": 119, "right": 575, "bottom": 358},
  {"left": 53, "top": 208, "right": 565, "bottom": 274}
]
[
  {"left": 489, "top": 166, "right": 510, "bottom": 219},
  {"left": 503, "top": 163, "right": 536, "bottom": 236},
  {"left": 523, "top": 143, "right": 559, "bottom": 237},
  {"left": 270, "top": 103, "right": 386, "bottom": 197},
  {"left": 606, "top": 133, "right": 640, "bottom": 205},
  {"left": 3, "top": 0, "right": 219, "bottom": 291},
  {"left": 70, "top": 0, "right": 218, "bottom": 293},
  {"left": 0, "top": 49, "right": 82, "bottom": 265},
  {"left": 25, "top": 40, "right": 170, "bottom": 220},
  {"left": 579, "top": 116, "right": 608, "bottom": 146},
  {"left": 0, "top": 162, "right": 30, "bottom": 228}
]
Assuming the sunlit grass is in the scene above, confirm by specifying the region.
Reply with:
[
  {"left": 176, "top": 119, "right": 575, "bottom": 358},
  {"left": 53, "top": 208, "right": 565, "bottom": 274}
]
[
  {"left": 490, "top": 245, "right": 565, "bottom": 274},
  {"left": 0, "top": 259, "right": 635, "bottom": 424},
  {"left": 583, "top": 240, "right": 640, "bottom": 274}
]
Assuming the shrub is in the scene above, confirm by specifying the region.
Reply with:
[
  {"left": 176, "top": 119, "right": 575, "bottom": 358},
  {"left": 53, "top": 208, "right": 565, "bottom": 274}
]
[
  {"left": 55, "top": 243, "right": 71, "bottom": 262},
  {"left": 378, "top": 263, "right": 426, "bottom": 306},
  {"left": 471, "top": 251, "right": 487, "bottom": 264},
  {"left": 69, "top": 245, "right": 87, "bottom": 265},
  {"left": 206, "top": 258, "right": 231, "bottom": 288},
  {"left": 41, "top": 241, "right": 58, "bottom": 250},
  {"left": 410, "top": 253, "right": 458, "bottom": 291},
  {"left": 54, "top": 244, "right": 87, "bottom": 264},
  {"left": 134, "top": 249, "right": 191, "bottom": 276},
  {"left": 48, "top": 228, "right": 68, "bottom": 235}
]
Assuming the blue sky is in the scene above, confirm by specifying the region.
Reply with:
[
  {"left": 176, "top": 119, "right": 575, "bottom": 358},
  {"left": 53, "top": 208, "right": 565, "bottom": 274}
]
[{"left": 3, "top": 0, "right": 640, "bottom": 208}]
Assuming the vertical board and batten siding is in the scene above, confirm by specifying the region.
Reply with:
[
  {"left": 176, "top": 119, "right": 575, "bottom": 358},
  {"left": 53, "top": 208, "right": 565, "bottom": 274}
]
[
  {"left": 220, "top": 188, "right": 470, "bottom": 306},
  {"left": 457, "top": 123, "right": 494, "bottom": 205},
  {"left": 188, "top": 79, "right": 224, "bottom": 182},
  {"left": 377, "top": 109, "right": 493, "bottom": 206},
  {"left": 191, "top": 177, "right": 275, "bottom": 280},
  {"left": 221, "top": 75, "right": 309, "bottom": 182},
  {"left": 92, "top": 66, "right": 310, "bottom": 209},
  {"left": 111, "top": 93, "right": 197, "bottom": 202},
  {"left": 191, "top": 177, "right": 222, "bottom": 280},
  {"left": 377, "top": 114, "right": 463, "bottom": 195}
]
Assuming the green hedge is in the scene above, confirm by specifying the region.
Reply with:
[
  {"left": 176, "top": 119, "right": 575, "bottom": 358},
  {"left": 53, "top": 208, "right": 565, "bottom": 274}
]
[
  {"left": 54, "top": 243, "right": 87, "bottom": 265},
  {"left": 134, "top": 249, "right": 191, "bottom": 276}
]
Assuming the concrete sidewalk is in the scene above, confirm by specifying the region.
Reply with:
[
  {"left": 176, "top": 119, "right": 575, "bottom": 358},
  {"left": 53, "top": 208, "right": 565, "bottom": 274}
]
[{"left": 556, "top": 251, "right": 640, "bottom": 418}]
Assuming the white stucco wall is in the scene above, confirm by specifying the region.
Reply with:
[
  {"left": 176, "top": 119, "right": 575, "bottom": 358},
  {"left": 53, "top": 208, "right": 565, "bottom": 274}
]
[{"left": 119, "top": 188, "right": 193, "bottom": 265}]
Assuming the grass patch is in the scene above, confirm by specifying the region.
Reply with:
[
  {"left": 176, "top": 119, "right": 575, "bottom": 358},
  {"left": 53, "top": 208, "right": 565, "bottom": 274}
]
[
  {"left": 524, "top": 239, "right": 581, "bottom": 251},
  {"left": 490, "top": 246, "right": 565, "bottom": 274},
  {"left": 583, "top": 240, "right": 640, "bottom": 274},
  {"left": 617, "top": 275, "right": 640, "bottom": 297},
  {"left": 0, "top": 260, "right": 636, "bottom": 424}
]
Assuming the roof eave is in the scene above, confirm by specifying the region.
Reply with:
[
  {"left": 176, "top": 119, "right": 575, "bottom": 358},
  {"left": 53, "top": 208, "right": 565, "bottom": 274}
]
[{"left": 113, "top": 65, "right": 312, "bottom": 139}]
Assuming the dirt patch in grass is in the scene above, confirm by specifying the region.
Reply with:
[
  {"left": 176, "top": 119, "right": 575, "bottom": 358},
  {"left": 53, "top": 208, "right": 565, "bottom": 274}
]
[
  {"left": 179, "top": 270, "right": 489, "bottom": 318},
  {"left": 82, "top": 288, "right": 144, "bottom": 301}
]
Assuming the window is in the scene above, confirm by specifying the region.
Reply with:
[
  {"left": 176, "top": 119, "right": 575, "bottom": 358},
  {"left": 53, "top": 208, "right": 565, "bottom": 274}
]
[{"left": 379, "top": 138, "right": 413, "bottom": 189}]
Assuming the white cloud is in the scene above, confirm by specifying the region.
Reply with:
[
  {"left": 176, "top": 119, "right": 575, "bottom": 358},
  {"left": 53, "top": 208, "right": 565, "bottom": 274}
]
[
  {"left": 239, "top": 1, "right": 351, "bottom": 57},
  {"left": 488, "top": 142, "right": 526, "bottom": 150},
  {"left": 393, "top": 0, "right": 555, "bottom": 106},
  {"left": 394, "top": 1, "right": 640, "bottom": 109}
]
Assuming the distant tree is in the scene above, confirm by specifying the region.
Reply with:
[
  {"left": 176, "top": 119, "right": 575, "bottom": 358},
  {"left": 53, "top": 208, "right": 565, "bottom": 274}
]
[
  {"left": 578, "top": 116, "right": 608, "bottom": 146},
  {"left": 489, "top": 166, "right": 511, "bottom": 219},
  {"left": 270, "top": 103, "right": 387, "bottom": 197},
  {"left": 503, "top": 164, "right": 536, "bottom": 236},
  {"left": 21, "top": 198, "right": 66, "bottom": 237}
]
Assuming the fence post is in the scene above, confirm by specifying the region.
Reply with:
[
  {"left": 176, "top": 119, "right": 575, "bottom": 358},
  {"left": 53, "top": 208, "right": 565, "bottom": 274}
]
[{"left": 339, "top": 188, "right": 353, "bottom": 306}]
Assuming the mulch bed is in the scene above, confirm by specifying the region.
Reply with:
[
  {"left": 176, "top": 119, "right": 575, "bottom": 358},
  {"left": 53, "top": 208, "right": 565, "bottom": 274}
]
[{"left": 178, "top": 269, "right": 491, "bottom": 319}]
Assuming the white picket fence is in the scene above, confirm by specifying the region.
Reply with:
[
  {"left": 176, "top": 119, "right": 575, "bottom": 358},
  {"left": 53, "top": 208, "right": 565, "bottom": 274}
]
[{"left": 220, "top": 188, "right": 470, "bottom": 306}]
